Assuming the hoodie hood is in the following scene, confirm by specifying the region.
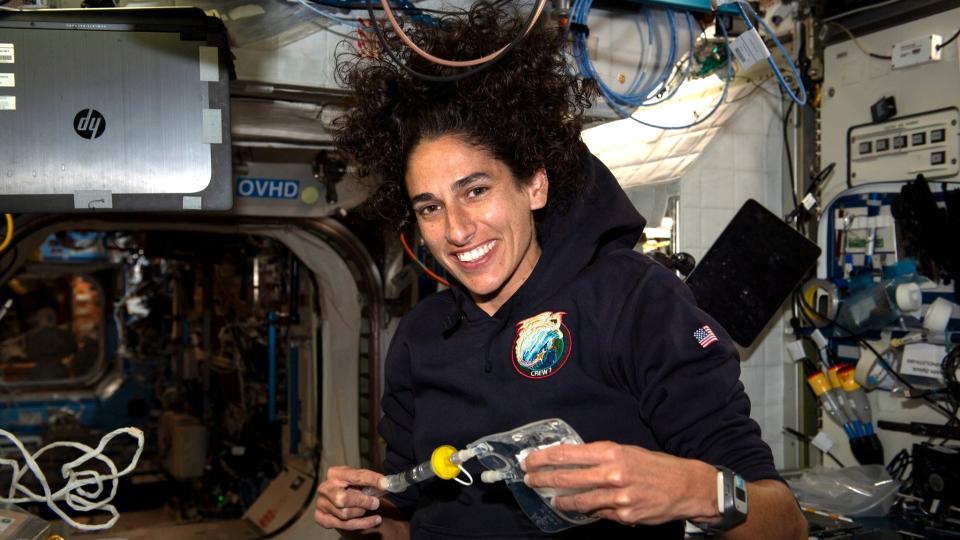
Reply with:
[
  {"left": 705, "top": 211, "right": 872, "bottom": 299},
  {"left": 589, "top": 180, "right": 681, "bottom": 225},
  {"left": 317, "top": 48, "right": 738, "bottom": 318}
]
[
  {"left": 446, "top": 150, "right": 646, "bottom": 326},
  {"left": 530, "top": 150, "right": 648, "bottom": 299}
]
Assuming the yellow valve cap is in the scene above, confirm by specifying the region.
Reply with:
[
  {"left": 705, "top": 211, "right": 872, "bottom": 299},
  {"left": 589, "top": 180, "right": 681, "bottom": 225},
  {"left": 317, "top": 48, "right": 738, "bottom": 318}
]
[
  {"left": 838, "top": 366, "right": 860, "bottom": 391},
  {"left": 827, "top": 365, "right": 844, "bottom": 388},
  {"left": 431, "top": 445, "right": 461, "bottom": 480},
  {"left": 807, "top": 372, "right": 830, "bottom": 396}
]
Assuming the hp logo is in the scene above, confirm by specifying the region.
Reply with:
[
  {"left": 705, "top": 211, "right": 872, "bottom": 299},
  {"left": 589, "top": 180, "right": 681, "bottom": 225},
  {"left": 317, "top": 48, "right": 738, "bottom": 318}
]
[{"left": 73, "top": 109, "right": 106, "bottom": 139}]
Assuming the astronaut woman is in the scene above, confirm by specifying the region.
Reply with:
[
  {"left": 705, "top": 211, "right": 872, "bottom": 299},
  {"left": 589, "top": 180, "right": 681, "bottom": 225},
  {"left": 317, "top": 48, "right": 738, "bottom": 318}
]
[{"left": 313, "top": 2, "right": 805, "bottom": 539}]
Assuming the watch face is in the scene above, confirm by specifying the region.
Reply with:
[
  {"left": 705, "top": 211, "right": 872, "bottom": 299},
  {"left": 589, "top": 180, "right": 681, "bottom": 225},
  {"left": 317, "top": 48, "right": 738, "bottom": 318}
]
[
  {"left": 733, "top": 474, "right": 748, "bottom": 514},
  {"left": 706, "top": 467, "right": 748, "bottom": 531},
  {"left": 695, "top": 468, "right": 748, "bottom": 533}
]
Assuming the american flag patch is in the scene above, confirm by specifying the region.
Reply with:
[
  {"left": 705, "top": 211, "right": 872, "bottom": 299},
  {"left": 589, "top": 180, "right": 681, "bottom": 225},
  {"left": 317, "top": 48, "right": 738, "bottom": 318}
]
[{"left": 694, "top": 325, "right": 718, "bottom": 348}]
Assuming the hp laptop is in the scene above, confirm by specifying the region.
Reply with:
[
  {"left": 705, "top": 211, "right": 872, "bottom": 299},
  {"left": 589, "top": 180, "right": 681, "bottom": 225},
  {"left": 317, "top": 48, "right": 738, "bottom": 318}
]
[{"left": 0, "top": 7, "right": 232, "bottom": 211}]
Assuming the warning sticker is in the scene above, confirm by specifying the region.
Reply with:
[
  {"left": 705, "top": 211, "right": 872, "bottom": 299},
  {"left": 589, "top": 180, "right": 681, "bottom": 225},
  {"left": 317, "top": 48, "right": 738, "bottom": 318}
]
[
  {"left": 0, "top": 73, "right": 13, "bottom": 87},
  {"left": 0, "top": 44, "right": 13, "bottom": 64},
  {"left": 0, "top": 96, "right": 15, "bottom": 111}
]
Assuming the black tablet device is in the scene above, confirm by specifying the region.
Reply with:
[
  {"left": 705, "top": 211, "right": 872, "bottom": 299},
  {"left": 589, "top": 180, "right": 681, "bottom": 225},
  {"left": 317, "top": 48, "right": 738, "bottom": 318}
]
[{"left": 685, "top": 199, "right": 821, "bottom": 347}]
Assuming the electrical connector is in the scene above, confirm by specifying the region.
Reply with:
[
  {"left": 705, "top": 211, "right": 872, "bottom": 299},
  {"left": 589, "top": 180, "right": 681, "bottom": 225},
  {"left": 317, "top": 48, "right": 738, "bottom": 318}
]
[
  {"left": 810, "top": 329, "right": 829, "bottom": 350},
  {"left": 891, "top": 34, "right": 942, "bottom": 69},
  {"left": 787, "top": 340, "right": 808, "bottom": 363}
]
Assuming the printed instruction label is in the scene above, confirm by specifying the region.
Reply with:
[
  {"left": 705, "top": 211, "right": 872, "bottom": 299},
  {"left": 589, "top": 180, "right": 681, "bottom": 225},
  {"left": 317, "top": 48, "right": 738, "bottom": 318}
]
[
  {"left": 74, "top": 190, "right": 113, "bottom": 209},
  {"left": 0, "top": 73, "right": 13, "bottom": 87},
  {"left": 201, "top": 109, "right": 222, "bottom": 144},
  {"left": 900, "top": 343, "right": 945, "bottom": 382},
  {"left": 0, "top": 96, "right": 15, "bottom": 111},
  {"left": 199, "top": 46, "right": 219, "bottom": 82},
  {"left": 182, "top": 196, "right": 202, "bottom": 210},
  {"left": 0, "top": 44, "right": 13, "bottom": 64},
  {"left": 729, "top": 28, "right": 770, "bottom": 69}
]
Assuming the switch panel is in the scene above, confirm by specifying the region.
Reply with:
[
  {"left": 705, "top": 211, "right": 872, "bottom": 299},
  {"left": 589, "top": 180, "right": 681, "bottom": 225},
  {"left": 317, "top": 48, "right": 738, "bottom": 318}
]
[{"left": 848, "top": 107, "right": 959, "bottom": 185}]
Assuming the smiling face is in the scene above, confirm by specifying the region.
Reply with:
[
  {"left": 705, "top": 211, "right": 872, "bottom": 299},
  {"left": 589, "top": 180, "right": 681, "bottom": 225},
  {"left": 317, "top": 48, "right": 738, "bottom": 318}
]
[{"left": 405, "top": 135, "right": 548, "bottom": 315}]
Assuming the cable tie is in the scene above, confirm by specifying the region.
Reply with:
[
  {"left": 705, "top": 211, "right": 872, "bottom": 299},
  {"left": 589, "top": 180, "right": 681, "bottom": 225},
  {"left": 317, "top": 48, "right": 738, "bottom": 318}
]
[{"left": 569, "top": 22, "right": 589, "bottom": 37}]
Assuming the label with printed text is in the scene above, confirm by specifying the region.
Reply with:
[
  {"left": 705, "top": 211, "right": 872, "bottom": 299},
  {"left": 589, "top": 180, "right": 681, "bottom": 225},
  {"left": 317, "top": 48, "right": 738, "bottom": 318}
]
[
  {"left": 729, "top": 28, "right": 770, "bottom": 69},
  {"left": 0, "top": 44, "right": 13, "bottom": 64}
]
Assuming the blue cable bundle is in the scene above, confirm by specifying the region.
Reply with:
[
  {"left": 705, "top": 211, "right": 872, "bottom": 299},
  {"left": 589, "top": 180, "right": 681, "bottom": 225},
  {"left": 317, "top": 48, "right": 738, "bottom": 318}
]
[
  {"left": 639, "top": 9, "right": 695, "bottom": 108},
  {"left": 570, "top": 0, "right": 733, "bottom": 130},
  {"left": 296, "top": 0, "right": 438, "bottom": 29},
  {"left": 389, "top": 0, "right": 437, "bottom": 28},
  {"left": 296, "top": 0, "right": 365, "bottom": 28},
  {"left": 732, "top": 0, "right": 806, "bottom": 106}
]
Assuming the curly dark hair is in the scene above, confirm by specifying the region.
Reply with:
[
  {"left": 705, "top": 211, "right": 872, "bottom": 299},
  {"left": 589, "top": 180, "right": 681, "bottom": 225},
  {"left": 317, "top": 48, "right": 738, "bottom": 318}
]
[{"left": 334, "top": 2, "right": 596, "bottom": 229}]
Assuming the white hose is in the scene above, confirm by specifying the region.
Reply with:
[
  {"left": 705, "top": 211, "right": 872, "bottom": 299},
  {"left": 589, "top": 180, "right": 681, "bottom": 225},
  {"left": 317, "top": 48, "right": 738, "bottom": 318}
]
[{"left": 0, "top": 427, "right": 144, "bottom": 531}]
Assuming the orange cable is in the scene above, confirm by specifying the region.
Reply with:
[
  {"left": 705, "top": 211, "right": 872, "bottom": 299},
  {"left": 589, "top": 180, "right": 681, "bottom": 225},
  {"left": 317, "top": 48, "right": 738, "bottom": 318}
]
[
  {"left": 379, "top": 0, "right": 547, "bottom": 68},
  {"left": 0, "top": 214, "right": 12, "bottom": 254},
  {"left": 399, "top": 232, "right": 449, "bottom": 287}
]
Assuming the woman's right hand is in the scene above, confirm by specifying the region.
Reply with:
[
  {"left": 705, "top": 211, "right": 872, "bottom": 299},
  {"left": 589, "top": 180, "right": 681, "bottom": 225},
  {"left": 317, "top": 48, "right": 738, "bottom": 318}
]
[{"left": 314, "top": 465, "right": 385, "bottom": 530}]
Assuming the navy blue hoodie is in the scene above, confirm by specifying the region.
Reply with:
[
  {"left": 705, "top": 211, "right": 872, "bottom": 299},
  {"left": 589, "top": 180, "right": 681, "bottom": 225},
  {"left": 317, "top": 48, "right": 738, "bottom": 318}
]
[{"left": 379, "top": 151, "right": 780, "bottom": 539}]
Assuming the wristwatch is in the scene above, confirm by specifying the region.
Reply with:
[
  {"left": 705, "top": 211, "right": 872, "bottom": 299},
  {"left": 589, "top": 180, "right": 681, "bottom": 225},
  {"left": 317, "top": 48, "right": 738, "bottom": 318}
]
[{"left": 696, "top": 466, "right": 748, "bottom": 533}]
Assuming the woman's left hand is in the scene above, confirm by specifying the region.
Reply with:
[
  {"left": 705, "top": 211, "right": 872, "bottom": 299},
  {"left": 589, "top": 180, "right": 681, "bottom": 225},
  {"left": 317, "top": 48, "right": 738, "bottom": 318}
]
[{"left": 521, "top": 441, "right": 718, "bottom": 526}]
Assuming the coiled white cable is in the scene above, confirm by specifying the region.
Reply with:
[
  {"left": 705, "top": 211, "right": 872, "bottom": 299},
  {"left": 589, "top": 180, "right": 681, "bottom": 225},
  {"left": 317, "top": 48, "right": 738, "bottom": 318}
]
[{"left": 0, "top": 427, "right": 144, "bottom": 531}]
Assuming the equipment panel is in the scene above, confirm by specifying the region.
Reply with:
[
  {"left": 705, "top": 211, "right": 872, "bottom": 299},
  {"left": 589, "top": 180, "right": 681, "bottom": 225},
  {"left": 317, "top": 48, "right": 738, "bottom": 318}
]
[
  {"left": 848, "top": 108, "right": 959, "bottom": 185},
  {"left": 820, "top": 7, "right": 960, "bottom": 206}
]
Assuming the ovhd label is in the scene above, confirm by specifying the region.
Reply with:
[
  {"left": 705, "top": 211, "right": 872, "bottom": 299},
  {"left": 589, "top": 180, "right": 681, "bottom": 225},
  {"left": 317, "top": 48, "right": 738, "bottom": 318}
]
[{"left": 236, "top": 177, "right": 300, "bottom": 199}]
